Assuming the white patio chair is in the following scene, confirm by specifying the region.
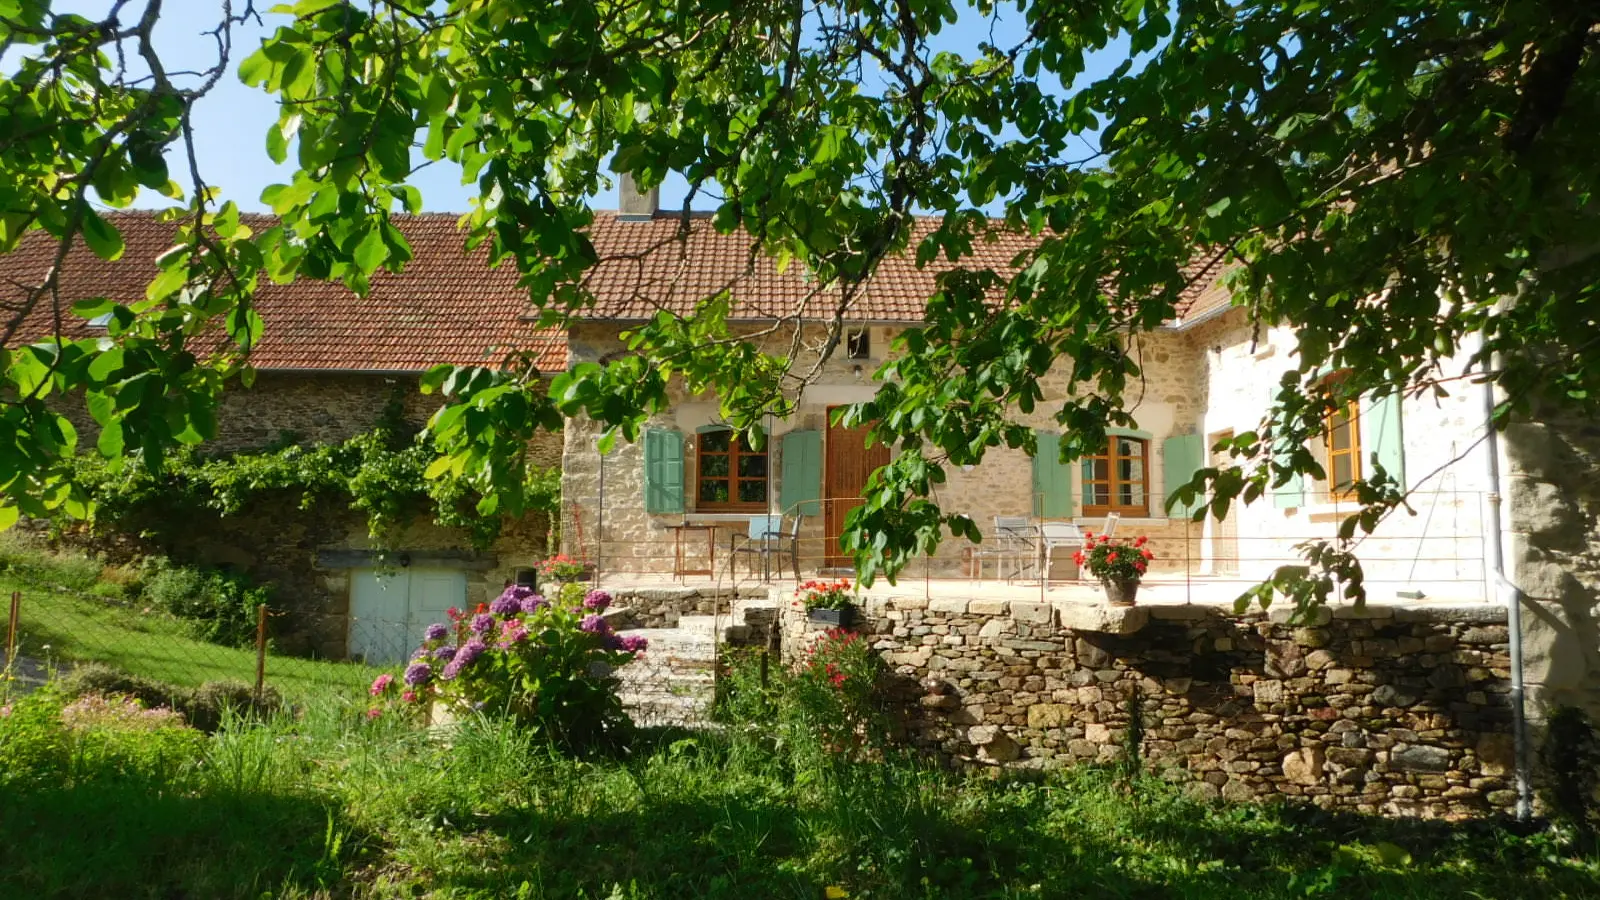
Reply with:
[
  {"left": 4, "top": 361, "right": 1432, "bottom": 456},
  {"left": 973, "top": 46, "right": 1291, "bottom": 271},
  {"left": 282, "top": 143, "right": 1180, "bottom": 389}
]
[
  {"left": 969, "top": 516, "right": 1037, "bottom": 582},
  {"left": 1038, "top": 521, "right": 1087, "bottom": 585}
]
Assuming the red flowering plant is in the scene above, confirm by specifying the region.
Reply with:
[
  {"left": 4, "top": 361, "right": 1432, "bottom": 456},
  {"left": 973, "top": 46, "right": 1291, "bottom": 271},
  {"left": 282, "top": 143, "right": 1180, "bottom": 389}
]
[
  {"left": 536, "top": 553, "right": 586, "bottom": 584},
  {"left": 786, "top": 628, "right": 884, "bottom": 762},
  {"left": 795, "top": 578, "right": 855, "bottom": 612},
  {"left": 1073, "top": 533, "right": 1155, "bottom": 584}
]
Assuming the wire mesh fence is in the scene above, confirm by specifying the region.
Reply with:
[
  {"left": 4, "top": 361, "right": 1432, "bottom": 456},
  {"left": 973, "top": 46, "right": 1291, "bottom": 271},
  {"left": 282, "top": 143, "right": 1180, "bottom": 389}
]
[
  {"left": 0, "top": 583, "right": 722, "bottom": 729},
  {"left": 565, "top": 490, "right": 1496, "bottom": 606}
]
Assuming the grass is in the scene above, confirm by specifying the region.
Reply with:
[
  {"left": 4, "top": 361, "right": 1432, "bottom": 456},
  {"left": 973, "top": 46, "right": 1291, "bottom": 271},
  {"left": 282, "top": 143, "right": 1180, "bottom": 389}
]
[
  {"left": 0, "top": 536, "right": 377, "bottom": 700},
  {"left": 1, "top": 695, "right": 1597, "bottom": 900}
]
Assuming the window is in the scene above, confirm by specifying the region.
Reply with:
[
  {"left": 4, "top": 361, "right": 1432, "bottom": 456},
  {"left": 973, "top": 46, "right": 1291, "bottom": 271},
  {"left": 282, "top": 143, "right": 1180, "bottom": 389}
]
[
  {"left": 1321, "top": 374, "right": 1362, "bottom": 500},
  {"left": 695, "top": 429, "right": 768, "bottom": 510},
  {"left": 846, "top": 329, "right": 871, "bottom": 359},
  {"left": 1081, "top": 436, "right": 1149, "bottom": 517}
]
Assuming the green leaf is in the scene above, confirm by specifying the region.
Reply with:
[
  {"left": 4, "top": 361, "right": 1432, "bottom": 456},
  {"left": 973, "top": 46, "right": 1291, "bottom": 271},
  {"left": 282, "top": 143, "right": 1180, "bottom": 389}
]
[
  {"left": 0, "top": 504, "right": 17, "bottom": 532},
  {"left": 352, "top": 226, "right": 389, "bottom": 273},
  {"left": 80, "top": 209, "right": 124, "bottom": 261}
]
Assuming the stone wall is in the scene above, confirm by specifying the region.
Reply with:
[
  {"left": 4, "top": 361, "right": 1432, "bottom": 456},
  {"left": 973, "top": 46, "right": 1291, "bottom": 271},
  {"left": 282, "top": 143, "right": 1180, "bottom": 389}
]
[
  {"left": 1502, "top": 409, "right": 1600, "bottom": 723},
  {"left": 781, "top": 596, "right": 1517, "bottom": 818},
  {"left": 55, "top": 370, "right": 563, "bottom": 465}
]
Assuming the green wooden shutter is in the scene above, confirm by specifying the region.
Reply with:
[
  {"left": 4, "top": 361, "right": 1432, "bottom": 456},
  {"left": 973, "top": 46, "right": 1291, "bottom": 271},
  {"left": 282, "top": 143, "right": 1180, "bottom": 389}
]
[
  {"left": 779, "top": 429, "right": 822, "bottom": 516},
  {"left": 1272, "top": 442, "right": 1304, "bottom": 509},
  {"left": 643, "top": 428, "right": 684, "bottom": 514},
  {"left": 1367, "top": 393, "right": 1406, "bottom": 489},
  {"left": 1032, "top": 431, "right": 1074, "bottom": 518},
  {"left": 1161, "top": 434, "right": 1205, "bottom": 518}
]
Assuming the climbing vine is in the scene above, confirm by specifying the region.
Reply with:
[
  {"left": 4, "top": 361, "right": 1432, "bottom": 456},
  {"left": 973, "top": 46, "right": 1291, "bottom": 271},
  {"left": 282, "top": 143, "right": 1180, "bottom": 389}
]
[{"left": 63, "top": 398, "right": 560, "bottom": 552}]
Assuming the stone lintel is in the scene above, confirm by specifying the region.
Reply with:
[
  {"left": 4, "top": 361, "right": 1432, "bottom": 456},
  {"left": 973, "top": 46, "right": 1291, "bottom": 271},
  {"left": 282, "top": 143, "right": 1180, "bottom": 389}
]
[
  {"left": 1056, "top": 602, "right": 1150, "bottom": 635},
  {"left": 316, "top": 549, "right": 498, "bottom": 570},
  {"left": 1392, "top": 604, "right": 1508, "bottom": 624}
]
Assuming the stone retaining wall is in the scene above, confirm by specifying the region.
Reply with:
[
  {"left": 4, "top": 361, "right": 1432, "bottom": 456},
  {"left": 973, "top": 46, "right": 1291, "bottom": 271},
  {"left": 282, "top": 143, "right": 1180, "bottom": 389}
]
[
  {"left": 780, "top": 596, "right": 1517, "bottom": 818},
  {"left": 604, "top": 585, "right": 767, "bottom": 629}
]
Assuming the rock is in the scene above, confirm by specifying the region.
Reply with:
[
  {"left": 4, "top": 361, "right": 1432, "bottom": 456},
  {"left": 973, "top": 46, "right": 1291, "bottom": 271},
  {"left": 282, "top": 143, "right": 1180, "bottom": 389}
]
[
  {"left": 1028, "top": 704, "right": 1071, "bottom": 728},
  {"left": 1508, "top": 480, "right": 1579, "bottom": 541},
  {"left": 979, "top": 732, "right": 1022, "bottom": 763},
  {"left": 1221, "top": 779, "right": 1256, "bottom": 802},
  {"left": 1461, "top": 626, "right": 1509, "bottom": 645},
  {"left": 1392, "top": 745, "right": 1451, "bottom": 772},
  {"left": 1371, "top": 683, "right": 1420, "bottom": 708},
  {"left": 1486, "top": 789, "right": 1519, "bottom": 808},
  {"left": 1265, "top": 642, "right": 1307, "bottom": 678},
  {"left": 1011, "top": 601, "right": 1054, "bottom": 625},
  {"left": 1325, "top": 747, "right": 1373, "bottom": 767},
  {"left": 1305, "top": 649, "right": 1336, "bottom": 670},
  {"left": 929, "top": 597, "right": 971, "bottom": 615},
  {"left": 1085, "top": 723, "right": 1111, "bottom": 744},
  {"left": 920, "top": 694, "right": 960, "bottom": 710},
  {"left": 968, "top": 599, "right": 1009, "bottom": 616},
  {"left": 1477, "top": 733, "right": 1515, "bottom": 777},
  {"left": 1056, "top": 603, "right": 1150, "bottom": 635},
  {"left": 1428, "top": 665, "right": 1467, "bottom": 690},
  {"left": 1294, "top": 627, "right": 1331, "bottom": 648},
  {"left": 1253, "top": 679, "right": 1284, "bottom": 704},
  {"left": 978, "top": 619, "right": 1009, "bottom": 639},
  {"left": 1283, "top": 746, "right": 1326, "bottom": 785},
  {"left": 1183, "top": 780, "right": 1221, "bottom": 802},
  {"left": 1075, "top": 637, "right": 1112, "bottom": 668},
  {"left": 1325, "top": 668, "right": 1355, "bottom": 685}
]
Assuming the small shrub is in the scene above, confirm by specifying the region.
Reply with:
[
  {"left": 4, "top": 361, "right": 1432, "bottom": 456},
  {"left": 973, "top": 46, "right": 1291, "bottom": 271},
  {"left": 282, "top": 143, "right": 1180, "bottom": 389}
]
[
  {"left": 784, "top": 628, "right": 886, "bottom": 764},
  {"left": 370, "top": 585, "right": 645, "bottom": 752},
  {"left": 141, "top": 560, "right": 268, "bottom": 648},
  {"left": 713, "top": 647, "right": 783, "bottom": 726},
  {"left": 61, "top": 693, "right": 188, "bottom": 731},
  {"left": 0, "top": 688, "right": 205, "bottom": 786},
  {"left": 59, "top": 663, "right": 281, "bottom": 733}
]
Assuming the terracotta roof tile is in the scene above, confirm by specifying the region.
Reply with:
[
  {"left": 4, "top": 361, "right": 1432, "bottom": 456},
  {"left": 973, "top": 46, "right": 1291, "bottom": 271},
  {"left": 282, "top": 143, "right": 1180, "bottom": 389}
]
[
  {"left": 3, "top": 211, "right": 1230, "bottom": 372},
  {"left": 2, "top": 213, "right": 566, "bottom": 373}
]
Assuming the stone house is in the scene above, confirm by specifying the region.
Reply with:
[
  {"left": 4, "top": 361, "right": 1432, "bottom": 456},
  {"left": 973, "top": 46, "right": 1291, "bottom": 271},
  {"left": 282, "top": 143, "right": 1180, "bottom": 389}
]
[{"left": 7, "top": 195, "right": 1600, "bottom": 779}]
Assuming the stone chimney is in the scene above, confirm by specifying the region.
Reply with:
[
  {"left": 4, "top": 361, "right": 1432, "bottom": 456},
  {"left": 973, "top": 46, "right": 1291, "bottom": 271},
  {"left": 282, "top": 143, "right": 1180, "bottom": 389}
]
[{"left": 617, "top": 172, "right": 659, "bottom": 221}]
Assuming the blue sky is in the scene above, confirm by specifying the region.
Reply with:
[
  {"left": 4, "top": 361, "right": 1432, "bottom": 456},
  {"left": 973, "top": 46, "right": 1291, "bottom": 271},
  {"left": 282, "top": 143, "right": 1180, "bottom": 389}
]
[{"left": 10, "top": 0, "right": 1129, "bottom": 212}]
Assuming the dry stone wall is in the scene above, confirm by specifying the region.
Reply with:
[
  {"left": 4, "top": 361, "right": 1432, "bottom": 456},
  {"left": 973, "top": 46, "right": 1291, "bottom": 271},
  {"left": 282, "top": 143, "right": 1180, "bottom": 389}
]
[{"left": 781, "top": 596, "right": 1517, "bottom": 818}]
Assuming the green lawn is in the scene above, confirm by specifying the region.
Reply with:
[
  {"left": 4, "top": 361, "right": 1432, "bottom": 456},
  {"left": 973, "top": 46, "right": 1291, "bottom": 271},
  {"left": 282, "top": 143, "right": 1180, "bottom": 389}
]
[
  {"left": 1, "top": 700, "right": 1597, "bottom": 900},
  {"left": 3, "top": 573, "right": 378, "bottom": 700}
]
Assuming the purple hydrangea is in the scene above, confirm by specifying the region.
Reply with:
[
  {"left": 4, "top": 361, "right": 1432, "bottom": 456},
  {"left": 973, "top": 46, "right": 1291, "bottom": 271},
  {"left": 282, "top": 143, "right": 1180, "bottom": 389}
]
[
  {"left": 423, "top": 622, "right": 449, "bottom": 641},
  {"left": 499, "top": 584, "right": 536, "bottom": 604},
  {"left": 470, "top": 612, "right": 495, "bottom": 633},
  {"left": 520, "top": 595, "right": 549, "bottom": 614},
  {"left": 579, "top": 614, "right": 610, "bottom": 635},
  {"left": 489, "top": 594, "right": 523, "bottom": 616},
  {"left": 456, "top": 638, "right": 487, "bottom": 667},
  {"left": 498, "top": 621, "right": 528, "bottom": 647},
  {"left": 619, "top": 634, "right": 649, "bottom": 654},
  {"left": 583, "top": 590, "right": 612, "bottom": 612},
  {"left": 403, "top": 662, "right": 433, "bottom": 687},
  {"left": 433, "top": 644, "right": 458, "bottom": 662}
]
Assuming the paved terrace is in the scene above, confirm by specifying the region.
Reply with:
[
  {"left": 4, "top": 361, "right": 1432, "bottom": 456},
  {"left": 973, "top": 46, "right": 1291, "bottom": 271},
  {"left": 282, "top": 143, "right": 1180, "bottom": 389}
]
[{"left": 593, "top": 572, "right": 1491, "bottom": 609}]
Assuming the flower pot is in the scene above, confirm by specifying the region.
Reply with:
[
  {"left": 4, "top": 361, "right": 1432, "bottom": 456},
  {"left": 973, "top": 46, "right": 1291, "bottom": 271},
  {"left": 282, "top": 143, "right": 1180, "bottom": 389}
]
[
  {"left": 807, "top": 606, "right": 856, "bottom": 626},
  {"left": 1102, "top": 578, "right": 1140, "bottom": 607}
]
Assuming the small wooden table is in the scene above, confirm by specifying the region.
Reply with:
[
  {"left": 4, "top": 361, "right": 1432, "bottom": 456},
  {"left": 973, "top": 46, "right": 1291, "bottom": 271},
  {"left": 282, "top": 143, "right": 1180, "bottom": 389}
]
[{"left": 668, "top": 523, "right": 717, "bottom": 579}]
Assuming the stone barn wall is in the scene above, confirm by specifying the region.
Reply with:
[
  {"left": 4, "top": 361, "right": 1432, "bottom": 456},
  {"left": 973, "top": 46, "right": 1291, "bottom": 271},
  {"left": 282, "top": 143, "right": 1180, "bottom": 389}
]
[{"left": 781, "top": 596, "right": 1517, "bottom": 818}]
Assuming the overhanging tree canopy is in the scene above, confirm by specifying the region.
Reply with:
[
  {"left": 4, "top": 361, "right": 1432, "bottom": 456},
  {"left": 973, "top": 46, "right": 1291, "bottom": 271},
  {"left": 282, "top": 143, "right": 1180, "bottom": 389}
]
[{"left": 2, "top": 0, "right": 1596, "bottom": 606}]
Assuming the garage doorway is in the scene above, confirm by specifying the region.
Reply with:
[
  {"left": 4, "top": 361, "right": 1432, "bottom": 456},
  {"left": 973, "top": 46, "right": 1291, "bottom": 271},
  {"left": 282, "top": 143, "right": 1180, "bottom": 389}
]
[{"left": 348, "top": 568, "right": 468, "bottom": 665}]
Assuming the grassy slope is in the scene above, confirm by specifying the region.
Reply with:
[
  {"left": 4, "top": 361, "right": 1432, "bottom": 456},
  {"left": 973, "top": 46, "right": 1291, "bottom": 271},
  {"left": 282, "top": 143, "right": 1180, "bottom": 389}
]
[{"left": 0, "top": 537, "right": 378, "bottom": 699}]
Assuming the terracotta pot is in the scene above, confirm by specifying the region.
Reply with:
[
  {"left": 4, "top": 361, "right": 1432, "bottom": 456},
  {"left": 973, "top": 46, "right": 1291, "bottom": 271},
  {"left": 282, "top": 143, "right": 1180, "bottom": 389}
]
[{"left": 1102, "top": 578, "right": 1140, "bottom": 607}]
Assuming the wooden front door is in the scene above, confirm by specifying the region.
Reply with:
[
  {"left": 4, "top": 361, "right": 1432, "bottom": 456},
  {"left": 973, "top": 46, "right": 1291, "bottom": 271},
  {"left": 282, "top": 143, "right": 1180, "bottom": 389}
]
[{"left": 823, "top": 407, "right": 892, "bottom": 570}]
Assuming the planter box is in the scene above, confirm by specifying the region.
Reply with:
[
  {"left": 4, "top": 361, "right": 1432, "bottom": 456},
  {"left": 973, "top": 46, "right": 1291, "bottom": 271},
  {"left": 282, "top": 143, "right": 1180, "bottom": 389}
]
[{"left": 807, "top": 606, "right": 856, "bottom": 627}]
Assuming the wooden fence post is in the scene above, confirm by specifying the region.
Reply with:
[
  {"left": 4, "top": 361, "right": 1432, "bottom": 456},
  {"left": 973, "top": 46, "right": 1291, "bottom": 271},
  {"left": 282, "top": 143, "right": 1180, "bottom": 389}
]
[
  {"left": 254, "top": 603, "right": 268, "bottom": 703},
  {"left": 6, "top": 591, "right": 19, "bottom": 662}
]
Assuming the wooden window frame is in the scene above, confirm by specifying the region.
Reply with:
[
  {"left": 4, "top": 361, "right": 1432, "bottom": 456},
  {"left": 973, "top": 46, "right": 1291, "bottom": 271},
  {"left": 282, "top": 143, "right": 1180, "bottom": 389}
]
[
  {"left": 1321, "top": 374, "right": 1363, "bottom": 501},
  {"left": 1081, "top": 436, "right": 1151, "bottom": 517},
  {"left": 694, "top": 430, "right": 769, "bottom": 512}
]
